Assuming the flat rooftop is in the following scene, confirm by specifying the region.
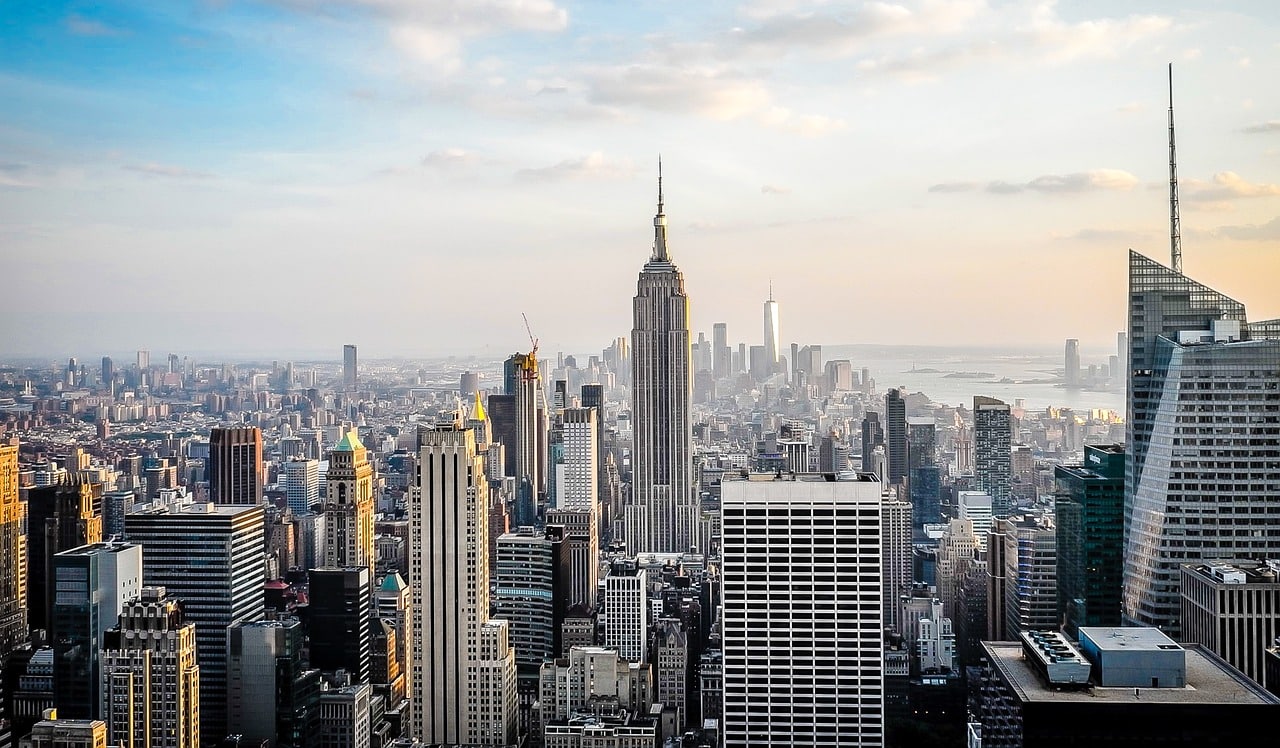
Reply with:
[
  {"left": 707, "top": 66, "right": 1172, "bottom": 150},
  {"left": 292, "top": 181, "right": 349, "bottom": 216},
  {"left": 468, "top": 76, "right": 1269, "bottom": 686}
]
[
  {"left": 1078, "top": 626, "right": 1182, "bottom": 653},
  {"left": 983, "top": 641, "right": 1279, "bottom": 706}
]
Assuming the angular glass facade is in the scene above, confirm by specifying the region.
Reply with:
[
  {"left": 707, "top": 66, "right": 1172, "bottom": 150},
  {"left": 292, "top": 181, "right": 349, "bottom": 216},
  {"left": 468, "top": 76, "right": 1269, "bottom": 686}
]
[
  {"left": 1054, "top": 444, "right": 1125, "bottom": 637},
  {"left": 1123, "top": 251, "right": 1280, "bottom": 635}
]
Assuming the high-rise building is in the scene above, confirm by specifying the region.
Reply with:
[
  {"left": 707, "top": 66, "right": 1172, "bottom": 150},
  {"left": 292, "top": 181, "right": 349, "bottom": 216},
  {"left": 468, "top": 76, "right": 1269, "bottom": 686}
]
[
  {"left": 323, "top": 429, "right": 375, "bottom": 569},
  {"left": 375, "top": 572, "right": 412, "bottom": 709},
  {"left": 100, "top": 357, "right": 113, "bottom": 389},
  {"left": 136, "top": 350, "right": 150, "bottom": 373},
  {"left": 343, "top": 344, "right": 357, "bottom": 390},
  {"left": 882, "top": 498, "right": 912, "bottom": 636},
  {"left": 125, "top": 503, "right": 265, "bottom": 745},
  {"left": 1064, "top": 338, "right": 1081, "bottom": 385},
  {"left": 308, "top": 567, "right": 372, "bottom": 684},
  {"left": 538, "top": 646, "right": 653, "bottom": 724},
  {"left": 907, "top": 417, "right": 940, "bottom": 539},
  {"left": 763, "top": 287, "right": 780, "bottom": 370},
  {"left": 409, "top": 420, "right": 516, "bottom": 745},
  {"left": 493, "top": 526, "right": 568, "bottom": 675},
  {"left": 973, "top": 396, "right": 1012, "bottom": 518},
  {"left": 884, "top": 388, "right": 907, "bottom": 485},
  {"left": 545, "top": 508, "right": 597, "bottom": 611},
  {"left": 860, "top": 412, "right": 883, "bottom": 474},
  {"left": 721, "top": 473, "right": 884, "bottom": 747},
  {"left": 1181, "top": 560, "right": 1280, "bottom": 687},
  {"left": 1055, "top": 444, "right": 1125, "bottom": 637},
  {"left": 26, "top": 716, "right": 108, "bottom": 748},
  {"left": 227, "top": 618, "right": 320, "bottom": 748},
  {"left": 604, "top": 560, "right": 648, "bottom": 663},
  {"left": 628, "top": 165, "right": 696, "bottom": 555},
  {"left": 26, "top": 481, "right": 103, "bottom": 636},
  {"left": 0, "top": 439, "right": 26, "bottom": 656},
  {"left": 51, "top": 541, "right": 143, "bottom": 719},
  {"left": 654, "top": 619, "right": 688, "bottom": 727},
  {"left": 995, "top": 514, "right": 1057, "bottom": 639},
  {"left": 208, "top": 427, "right": 263, "bottom": 506},
  {"left": 712, "top": 322, "right": 730, "bottom": 379},
  {"left": 1123, "top": 251, "right": 1280, "bottom": 635},
  {"left": 505, "top": 352, "right": 543, "bottom": 507},
  {"left": 100, "top": 586, "right": 201, "bottom": 748},
  {"left": 316, "top": 683, "right": 372, "bottom": 748},
  {"left": 284, "top": 459, "right": 320, "bottom": 517}
]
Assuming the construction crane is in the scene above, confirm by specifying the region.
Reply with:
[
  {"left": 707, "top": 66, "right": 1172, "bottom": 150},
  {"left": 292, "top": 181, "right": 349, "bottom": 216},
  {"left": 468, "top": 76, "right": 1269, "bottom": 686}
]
[{"left": 521, "top": 313, "right": 540, "bottom": 382}]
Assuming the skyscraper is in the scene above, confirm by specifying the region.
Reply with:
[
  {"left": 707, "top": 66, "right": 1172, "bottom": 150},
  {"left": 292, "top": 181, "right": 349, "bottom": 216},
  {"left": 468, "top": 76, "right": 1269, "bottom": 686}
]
[
  {"left": 226, "top": 619, "right": 320, "bottom": 748},
  {"left": 973, "top": 396, "right": 1012, "bottom": 518},
  {"left": 628, "top": 164, "right": 696, "bottom": 555},
  {"left": 101, "top": 586, "right": 201, "bottom": 748},
  {"left": 907, "top": 417, "right": 940, "bottom": 539},
  {"left": 26, "top": 481, "right": 103, "bottom": 635},
  {"left": 308, "top": 567, "right": 372, "bottom": 684},
  {"left": 860, "top": 412, "right": 883, "bottom": 474},
  {"left": 505, "top": 352, "right": 543, "bottom": 508},
  {"left": 343, "top": 344, "right": 357, "bottom": 390},
  {"left": 409, "top": 419, "right": 516, "bottom": 744},
  {"left": 603, "top": 560, "right": 648, "bottom": 663},
  {"left": 763, "top": 285, "right": 780, "bottom": 370},
  {"left": 721, "top": 473, "right": 884, "bottom": 746},
  {"left": 1123, "top": 250, "right": 1280, "bottom": 635},
  {"left": 208, "top": 426, "right": 263, "bottom": 506},
  {"left": 0, "top": 438, "right": 27, "bottom": 656},
  {"left": 323, "top": 429, "right": 375, "bottom": 568},
  {"left": 1064, "top": 338, "right": 1081, "bottom": 385},
  {"left": 712, "top": 322, "right": 730, "bottom": 379},
  {"left": 1055, "top": 444, "right": 1125, "bottom": 637},
  {"left": 884, "top": 388, "right": 907, "bottom": 485},
  {"left": 284, "top": 458, "right": 320, "bottom": 516},
  {"left": 125, "top": 503, "right": 265, "bottom": 745}
]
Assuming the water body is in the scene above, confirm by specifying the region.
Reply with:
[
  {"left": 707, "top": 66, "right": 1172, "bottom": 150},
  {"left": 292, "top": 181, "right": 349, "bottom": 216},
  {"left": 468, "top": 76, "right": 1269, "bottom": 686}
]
[{"left": 821, "top": 344, "right": 1125, "bottom": 414}]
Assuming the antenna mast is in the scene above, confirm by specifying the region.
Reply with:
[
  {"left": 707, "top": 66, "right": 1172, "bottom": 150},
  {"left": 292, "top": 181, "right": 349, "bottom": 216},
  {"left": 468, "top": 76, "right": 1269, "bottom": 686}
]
[{"left": 1168, "top": 62, "right": 1182, "bottom": 274}]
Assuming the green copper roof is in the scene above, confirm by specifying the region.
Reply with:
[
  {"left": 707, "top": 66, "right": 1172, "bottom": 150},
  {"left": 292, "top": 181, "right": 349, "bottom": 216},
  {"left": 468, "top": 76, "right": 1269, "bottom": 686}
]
[
  {"left": 380, "top": 572, "right": 407, "bottom": 592},
  {"left": 333, "top": 428, "right": 364, "bottom": 452}
]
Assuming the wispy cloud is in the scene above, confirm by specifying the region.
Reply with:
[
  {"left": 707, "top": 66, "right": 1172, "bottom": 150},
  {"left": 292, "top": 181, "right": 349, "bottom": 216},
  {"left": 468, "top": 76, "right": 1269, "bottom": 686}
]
[
  {"left": 65, "top": 13, "right": 128, "bottom": 38},
  {"left": 422, "top": 148, "right": 479, "bottom": 170},
  {"left": 1243, "top": 120, "right": 1280, "bottom": 134},
  {"left": 122, "top": 163, "right": 215, "bottom": 179},
  {"left": 1184, "top": 171, "right": 1280, "bottom": 203},
  {"left": 515, "top": 152, "right": 635, "bottom": 182},
  {"left": 933, "top": 170, "right": 1139, "bottom": 195},
  {"left": 1212, "top": 216, "right": 1280, "bottom": 241},
  {"left": 928, "top": 181, "right": 979, "bottom": 193},
  {"left": 761, "top": 184, "right": 791, "bottom": 195}
]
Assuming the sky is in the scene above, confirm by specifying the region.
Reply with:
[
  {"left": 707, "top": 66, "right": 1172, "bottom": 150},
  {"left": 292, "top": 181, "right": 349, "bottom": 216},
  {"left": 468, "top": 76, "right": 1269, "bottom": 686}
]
[{"left": 2, "top": 0, "right": 1279, "bottom": 361}]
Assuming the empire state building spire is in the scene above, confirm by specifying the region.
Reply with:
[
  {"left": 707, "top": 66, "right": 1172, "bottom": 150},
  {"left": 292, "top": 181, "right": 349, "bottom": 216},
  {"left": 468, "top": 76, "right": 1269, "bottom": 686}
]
[{"left": 652, "top": 157, "right": 669, "bottom": 262}]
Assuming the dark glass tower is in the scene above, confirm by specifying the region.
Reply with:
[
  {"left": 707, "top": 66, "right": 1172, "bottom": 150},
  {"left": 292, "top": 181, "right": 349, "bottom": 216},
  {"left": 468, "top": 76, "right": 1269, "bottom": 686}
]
[
  {"left": 307, "top": 566, "right": 372, "bottom": 684},
  {"left": 973, "top": 396, "right": 1012, "bottom": 518},
  {"left": 208, "top": 426, "right": 264, "bottom": 505},
  {"left": 1055, "top": 444, "right": 1125, "bottom": 637},
  {"left": 884, "top": 388, "right": 907, "bottom": 485}
]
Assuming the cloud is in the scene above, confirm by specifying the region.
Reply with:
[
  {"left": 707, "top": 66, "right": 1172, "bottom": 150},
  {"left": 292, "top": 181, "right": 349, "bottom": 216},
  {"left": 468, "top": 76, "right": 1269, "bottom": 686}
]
[
  {"left": 928, "top": 181, "right": 978, "bottom": 193},
  {"left": 422, "top": 148, "right": 478, "bottom": 169},
  {"left": 1212, "top": 216, "right": 1280, "bottom": 241},
  {"left": 515, "top": 152, "right": 635, "bottom": 182},
  {"left": 1184, "top": 171, "right": 1280, "bottom": 202},
  {"left": 64, "top": 13, "right": 127, "bottom": 37},
  {"left": 1243, "top": 120, "right": 1280, "bottom": 134},
  {"left": 122, "top": 163, "right": 215, "bottom": 179},
  {"left": 757, "top": 107, "right": 847, "bottom": 136},
  {"left": 988, "top": 169, "right": 1139, "bottom": 194},
  {"left": 761, "top": 184, "right": 791, "bottom": 195},
  {"left": 1054, "top": 227, "right": 1151, "bottom": 242},
  {"left": 585, "top": 64, "right": 770, "bottom": 120},
  {"left": 1116, "top": 101, "right": 1144, "bottom": 114}
]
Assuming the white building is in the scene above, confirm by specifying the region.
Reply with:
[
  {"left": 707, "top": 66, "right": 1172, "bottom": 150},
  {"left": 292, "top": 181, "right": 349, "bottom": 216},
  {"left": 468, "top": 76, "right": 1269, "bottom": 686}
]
[
  {"left": 956, "top": 491, "right": 993, "bottom": 550},
  {"left": 604, "top": 561, "right": 648, "bottom": 663},
  {"left": 881, "top": 498, "right": 912, "bottom": 635},
  {"left": 283, "top": 459, "right": 319, "bottom": 516},
  {"left": 721, "top": 473, "right": 884, "bottom": 747}
]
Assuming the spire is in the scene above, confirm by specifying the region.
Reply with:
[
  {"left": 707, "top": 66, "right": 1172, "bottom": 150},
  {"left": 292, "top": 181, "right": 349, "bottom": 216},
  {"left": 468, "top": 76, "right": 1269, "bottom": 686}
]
[
  {"left": 652, "top": 155, "right": 669, "bottom": 262},
  {"left": 1169, "top": 62, "right": 1182, "bottom": 274},
  {"left": 471, "top": 390, "right": 487, "bottom": 422},
  {"left": 768, "top": 279, "right": 773, "bottom": 302}
]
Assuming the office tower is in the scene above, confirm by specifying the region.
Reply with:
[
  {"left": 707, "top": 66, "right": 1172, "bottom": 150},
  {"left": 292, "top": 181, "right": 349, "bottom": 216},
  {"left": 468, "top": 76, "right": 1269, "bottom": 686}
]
[
  {"left": 100, "top": 586, "right": 200, "bottom": 748},
  {"left": 343, "top": 344, "right": 357, "bottom": 390},
  {"left": 486, "top": 394, "right": 517, "bottom": 479},
  {"left": 545, "top": 509, "right": 596, "bottom": 610},
  {"left": 884, "top": 388, "right": 907, "bottom": 485},
  {"left": 736, "top": 342, "right": 746, "bottom": 373},
  {"left": 26, "top": 481, "right": 103, "bottom": 635},
  {"left": 316, "top": 683, "right": 371, "bottom": 748},
  {"left": 907, "top": 417, "right": 940, "bottom": 538},
  {"left": 125, "top": 503, "right": 265, "bottom": 745},
  {"left": 654, "top": 619, "right": 688, "bottom": 727},
  {"left": 538, "top": 646, "right": 654, "bottom": 730},
  {"left": 136, "top": 350, "right": 150, "bottom": 373},
  {"left": 558, "top": 408, "right": 598, "bottom": 511},
  {"left": 860, "top": 412, "right": 883, "bottom": 473},
  {"left": 748, "top": 345, "right": 767, "bottom": 382},
  {"left": 1116, "top": 331, "right": 1128, "bottom": 375},
  {"left": 976, "top": 628, "right": 1280, "bottom": 747},
  {"left": 505, "top": 352, "right": 543, "bottom": 505},
  {"left": 994, "top": 514, "right": 1057, "bottom": 639},
  {"left": 100, "top": 357, "right": 113, "bottom": 388},
  {"left": 881, "top": 498, "right": 912, "bottom": 635},
  {"left": 629, "top": 166, "right": 695, "bottom": 555},
  {"left": 51, "top": 541, "right": 142, "bottom": 719},
  {"left": 323, "top": 430, "right": 375, "bottom": 568},
  {"left": 721, "top": 473, "right": 884, "bottom": 747},
  {"left": 604, "top": 561, "right": 648, "bottom": 663},
  {"left": 0, "top": 440, "right": 28, "bottom": 656},
  {"left": 712, "top": 323, "right": 729, "bottom": 379},
  {"left": 1054, "top": 444, "right": 1125, "bottom": 637},
  {"left": 973, "top": 396, "right": 1012, "bottom": 518},
  {"left": 375, "top": 573, "right": 411, "bottom": 703},
  {"left": 459, "top": 370, "right": 479, "bottom": 398},
  {"left": 409, "top": 420, "right": 516, "bottom": 745},
  {"left": 493, "top": 527, "right": 568, "bottom": 673},
  {"left": 208, "top": 426, "right": 263, "bottom": 506},
  {"left": 226, "top": 619, "right": 320, "bottom": 748},
  {"left": 1180, "top": 561, "right": 1280, "bottom": 687},
  {"left": 308, "top": 567, "right": 372, "bottom": 684},
  {"left": 935, "top": 518, "right": 977, "bottom": 624},
  {"left": 579, "top": 384, "right": 607, "bottom": 503},
  {"left": 26, "top": 716, "right": 108, "bottom": 748},
  {"left": 1123, "top": 251, "right": 1280, "bottom": 635},
  {"left": 1064, "top": 338, "right": 1081, "bottom": 385},
  {"left": 763, "top": 286, "right": 779, "bottom": 368},
  {"left": 824, "top": 360, "right": 853, "bottom": 392},
  {"left": 284, "top": 459, "right": 320, "bottom": 517}
]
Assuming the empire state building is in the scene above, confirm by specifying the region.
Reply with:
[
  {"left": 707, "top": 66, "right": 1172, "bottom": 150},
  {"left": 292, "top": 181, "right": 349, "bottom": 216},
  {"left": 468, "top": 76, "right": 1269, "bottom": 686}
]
[{"left": 627, "top": 163, "right": 697, "bottom": 554}]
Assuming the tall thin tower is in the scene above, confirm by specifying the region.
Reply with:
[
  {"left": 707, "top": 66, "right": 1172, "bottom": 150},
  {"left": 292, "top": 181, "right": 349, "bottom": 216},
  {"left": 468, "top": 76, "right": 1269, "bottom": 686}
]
[
  {"left": 763, "top": 282, "right": 779, "bottom": 368},
  {"left": 1168, "top": 62, "right": 1182, "bottom": 274},
  {"left": 628, "top": 159, "right": 697, "bottom": 554}
]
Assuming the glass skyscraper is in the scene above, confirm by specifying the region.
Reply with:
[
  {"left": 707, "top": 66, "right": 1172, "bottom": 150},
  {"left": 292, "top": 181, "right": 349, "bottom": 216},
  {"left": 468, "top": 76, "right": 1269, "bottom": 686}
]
[{"left": 1122, "top": 250, "right": 1280, "bottom": 635}]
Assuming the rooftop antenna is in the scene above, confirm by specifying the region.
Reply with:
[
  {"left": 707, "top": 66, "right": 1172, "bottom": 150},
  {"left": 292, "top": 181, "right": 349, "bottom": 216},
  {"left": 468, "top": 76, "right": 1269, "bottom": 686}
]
[{"left": 1168, "top": 62, "right": 1182, "bottom": 274}]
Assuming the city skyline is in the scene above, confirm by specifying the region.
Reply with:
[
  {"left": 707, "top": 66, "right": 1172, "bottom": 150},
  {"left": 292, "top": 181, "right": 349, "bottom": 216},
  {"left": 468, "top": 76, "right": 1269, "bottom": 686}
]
[{"left": 4, "top": 2, "right": 1280, "bottom": 358}]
